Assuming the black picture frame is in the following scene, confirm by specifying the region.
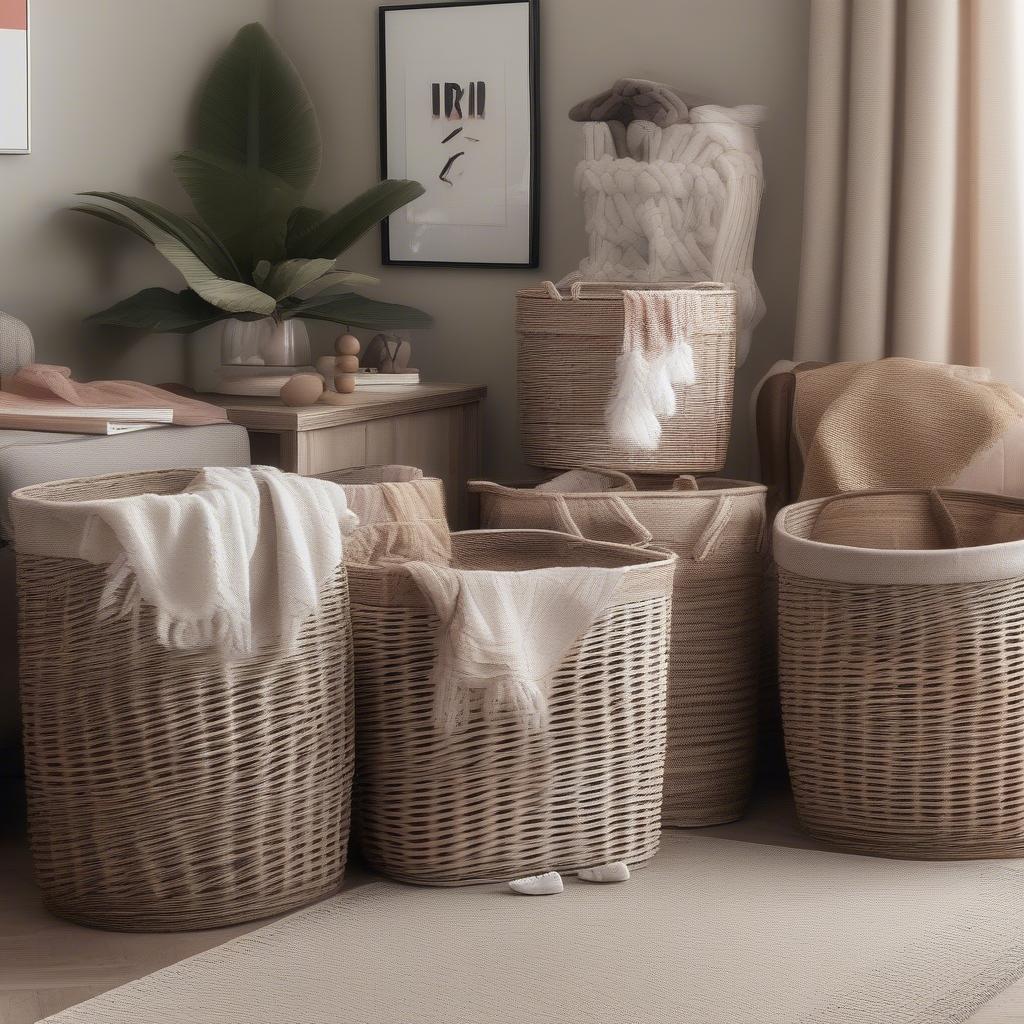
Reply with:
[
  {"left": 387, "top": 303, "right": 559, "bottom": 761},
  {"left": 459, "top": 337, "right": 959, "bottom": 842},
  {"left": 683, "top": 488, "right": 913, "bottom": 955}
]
[{"left": 378, "top": 0, "right": 540, "bottom": 268}]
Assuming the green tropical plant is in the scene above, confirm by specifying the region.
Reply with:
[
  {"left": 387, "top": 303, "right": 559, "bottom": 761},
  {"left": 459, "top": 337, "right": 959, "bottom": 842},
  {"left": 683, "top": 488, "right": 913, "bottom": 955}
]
[{"left": 74, "top": 23, "right": 430, "bottom": 335}]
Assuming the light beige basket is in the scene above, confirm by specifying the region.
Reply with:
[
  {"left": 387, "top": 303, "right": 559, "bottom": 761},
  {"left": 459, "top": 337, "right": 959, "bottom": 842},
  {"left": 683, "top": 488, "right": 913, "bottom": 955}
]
[
  {"left": 348, "top": 529, "right": 675, "bottom": 885},
  {"left": 317, "top": 464, "right": 447, "bottom": 528},
  {"left": 516, "top": 281, "right": 737, "bottom": 473},
  {"left": 471, "top": 470, "right": 767, "bottom": 826},
  {"left": 775, "top": 488, "right": 1024, "bottom": 860},
  {"left": 11, "top": 469, "right": 354, "bottom": 931}
]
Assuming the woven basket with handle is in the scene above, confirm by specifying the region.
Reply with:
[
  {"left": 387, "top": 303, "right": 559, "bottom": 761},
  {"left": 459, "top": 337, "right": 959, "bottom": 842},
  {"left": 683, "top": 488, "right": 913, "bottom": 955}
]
[
  {"left": 775, "top": 488, "right": 1024, "bottom": 859},
  {"left": 516, "top": 281, "right": 736, "bottom": 473},
  {"left": 471, "top": 470, "right": 767, "bottom": 826},
  {"left": 11, "top": 469, "right": 354, "bottom": 931},
  {"left": 347, "top": 529, "right": 675, "bottom": 885}
]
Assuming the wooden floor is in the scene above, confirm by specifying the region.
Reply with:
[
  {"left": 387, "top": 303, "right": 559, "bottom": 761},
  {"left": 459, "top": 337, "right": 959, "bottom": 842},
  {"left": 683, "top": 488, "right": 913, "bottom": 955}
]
[{"left": 1, "top": 781, "right": 1022, "bottom": 1024}]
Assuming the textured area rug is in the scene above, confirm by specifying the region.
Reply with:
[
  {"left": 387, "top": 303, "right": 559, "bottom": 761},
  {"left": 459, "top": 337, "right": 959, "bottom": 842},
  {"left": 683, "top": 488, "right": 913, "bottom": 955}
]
[{"left": 46, "top": 833, "right": 1024, "bottom": 1024}]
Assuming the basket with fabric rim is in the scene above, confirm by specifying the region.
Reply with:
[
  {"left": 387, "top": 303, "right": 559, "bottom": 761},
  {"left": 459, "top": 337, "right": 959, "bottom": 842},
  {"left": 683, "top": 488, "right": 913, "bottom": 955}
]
[
  {"left": 346, "top": 528, "right": 675, "bottom": 885},
  {"left": 775, "top": 487, "right": 1024, "bottom": 860},
  {"left": 470, "top": 469, "right": 768, "bottom": 826},
  {"left": 516, "top": 281, "right": 736, "bottom": 473},
  {"left": 11, "top": 469, "right": 354, "bottom": 931}
]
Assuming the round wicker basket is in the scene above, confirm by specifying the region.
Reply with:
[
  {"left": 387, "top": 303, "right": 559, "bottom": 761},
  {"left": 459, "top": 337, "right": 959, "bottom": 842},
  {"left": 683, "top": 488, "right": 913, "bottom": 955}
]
[
  {"left": 470, "top": 472, "right": 767, "bottom": 826},
  {"left": 11, "top": 469, "right": 354, "bottom": 931},
  {"left": 347, "top": 529, "right": 675, "bottom": 885},
  {"left": 775, "top": 488, "right": 1024, "bottom": 860},
  {"left": 516, "top": 281, "right": 736, "bottom": 474}
]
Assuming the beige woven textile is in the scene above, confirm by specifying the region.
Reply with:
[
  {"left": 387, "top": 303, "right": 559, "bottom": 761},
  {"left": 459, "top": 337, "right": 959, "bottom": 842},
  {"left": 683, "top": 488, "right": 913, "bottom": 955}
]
[
  {"left": 41, "top": 832, "right": 1024, "bottom": 1024},
  {"left": 795, "top": 358, "right": 1024, "bottom": 499}
]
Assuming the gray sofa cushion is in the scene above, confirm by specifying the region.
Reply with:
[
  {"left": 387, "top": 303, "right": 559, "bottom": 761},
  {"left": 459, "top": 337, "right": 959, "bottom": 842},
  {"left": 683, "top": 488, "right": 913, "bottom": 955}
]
[{"left": 0, "top": 422, "right": 251, "bottom": 540}]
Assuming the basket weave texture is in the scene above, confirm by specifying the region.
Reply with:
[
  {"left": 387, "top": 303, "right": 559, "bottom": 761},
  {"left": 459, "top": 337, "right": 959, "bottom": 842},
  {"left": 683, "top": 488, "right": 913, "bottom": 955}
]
[
  {"left": 775, "top": 488, "right": 1024, "bottom": 859},
  {"left": 471, "top": 474, "right": 767, "bottom": 826},
  {"left": 12, "top": 470, "right": 354, "bottom": 930},
  {"left": 516, "top": 282, "right": 736, "bottom": 473},
  {"left": 347, "top": 529, "right": 675, "bottom": 885}
]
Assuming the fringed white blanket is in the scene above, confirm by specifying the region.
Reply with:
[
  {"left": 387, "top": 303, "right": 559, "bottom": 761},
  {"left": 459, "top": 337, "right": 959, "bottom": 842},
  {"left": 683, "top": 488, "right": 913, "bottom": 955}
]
[
  {"left": 606, "top": 289, "right": 696, "bottom": 449},
  {"left": 404, "top": 561, "right": 625, "bottom": 734},
  {"left": 75, "top": 466, "right": 358, "bottom": 660}
]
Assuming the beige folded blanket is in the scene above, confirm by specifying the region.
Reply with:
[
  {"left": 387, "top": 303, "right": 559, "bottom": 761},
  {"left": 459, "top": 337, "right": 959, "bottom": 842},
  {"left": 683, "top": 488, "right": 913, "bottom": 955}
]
[
  {"left": 0, "top": 363, "right": 228, "bottom": 425},
  {"left": 796, "top": 358, "right": 1024, "bottom": 500}
]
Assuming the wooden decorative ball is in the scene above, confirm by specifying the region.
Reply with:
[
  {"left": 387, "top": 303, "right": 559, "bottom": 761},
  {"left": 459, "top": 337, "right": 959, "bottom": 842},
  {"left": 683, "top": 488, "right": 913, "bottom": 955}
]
[
  {"left": 335, "top": 354, "right": 359, "bottom": 374},
  {"left": 335, "top": 334, "right": 361, "bottom": 357},
  {"left": 279, "top": 373, "right": 324, "bottom": 407},
  {"left": 334, "top": 375, "right": 356, "bottom": 394}
]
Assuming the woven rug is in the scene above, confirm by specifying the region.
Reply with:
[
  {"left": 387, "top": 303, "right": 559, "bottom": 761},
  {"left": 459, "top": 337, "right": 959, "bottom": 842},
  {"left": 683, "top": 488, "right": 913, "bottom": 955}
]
[{"left": 46, "top": 833, "right": 1024, "bottom": 1024}]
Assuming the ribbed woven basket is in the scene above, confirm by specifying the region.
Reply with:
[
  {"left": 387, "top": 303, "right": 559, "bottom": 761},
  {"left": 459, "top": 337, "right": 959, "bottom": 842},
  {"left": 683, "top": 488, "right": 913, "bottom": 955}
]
[
  {"left": 318, "top": 464, "right": 447, "bottom": 527},
  {"left": 775, "top": 488, "right": 1024, "bottom": 860},
  {"left": 348, "top": 529, "right": 675, "bottom": 885},
  {"left": 470, "top": 471, "right": 767, "bottom": 826},
  {"left": 516, "top": 281, "right": 736, "bottom": 473},
  {"left": 11, "top": 469, "right": 354, "bottom": 931}
]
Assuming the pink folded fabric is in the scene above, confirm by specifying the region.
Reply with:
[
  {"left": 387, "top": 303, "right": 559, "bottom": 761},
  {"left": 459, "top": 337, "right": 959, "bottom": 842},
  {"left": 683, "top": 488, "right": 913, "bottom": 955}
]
[{"left": 0, "top": 364, "right": 228, "bottom": 426}]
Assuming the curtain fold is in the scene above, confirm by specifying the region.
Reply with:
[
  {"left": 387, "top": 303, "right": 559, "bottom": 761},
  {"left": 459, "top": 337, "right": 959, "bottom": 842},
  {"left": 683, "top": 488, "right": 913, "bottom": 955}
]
[{"left": 794, "top": 0, "right": 1024, "bottom": 388}]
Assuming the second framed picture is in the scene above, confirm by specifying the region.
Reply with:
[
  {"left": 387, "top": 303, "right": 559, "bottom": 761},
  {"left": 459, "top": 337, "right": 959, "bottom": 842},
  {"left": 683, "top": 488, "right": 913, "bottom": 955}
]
[{"left": 378, "top": 0, "right": 539, "bottom": 268}]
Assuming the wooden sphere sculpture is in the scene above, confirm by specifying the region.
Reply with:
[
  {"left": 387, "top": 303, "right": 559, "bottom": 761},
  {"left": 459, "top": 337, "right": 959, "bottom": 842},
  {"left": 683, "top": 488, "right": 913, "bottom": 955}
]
[{"left": 334, "top": 334, "right": 361, "bottom": 394}]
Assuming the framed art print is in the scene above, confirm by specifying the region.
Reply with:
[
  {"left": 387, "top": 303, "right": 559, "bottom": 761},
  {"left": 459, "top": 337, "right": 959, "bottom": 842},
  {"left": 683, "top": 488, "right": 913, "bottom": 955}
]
[
  {"left": 0, "top": 0, "right": 30, "bottom": 154},
  {"left": 379, "top": 0, "right": 539, "bottom": 267}
]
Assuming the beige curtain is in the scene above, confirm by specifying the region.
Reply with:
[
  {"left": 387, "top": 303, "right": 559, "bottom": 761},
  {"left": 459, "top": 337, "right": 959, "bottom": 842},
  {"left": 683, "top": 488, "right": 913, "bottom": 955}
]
[{"left": 794, "top": 0, "right": 1024, "bottom": 389}]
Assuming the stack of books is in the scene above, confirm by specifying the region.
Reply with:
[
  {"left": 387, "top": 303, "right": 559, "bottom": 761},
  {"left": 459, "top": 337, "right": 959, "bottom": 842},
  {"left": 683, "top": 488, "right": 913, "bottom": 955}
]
[
  {"left": 352, "top": 369, "right": 421, "bottom": 391},
  {"left": 0, "top": 403, "right": 174, "bottom": 435}
]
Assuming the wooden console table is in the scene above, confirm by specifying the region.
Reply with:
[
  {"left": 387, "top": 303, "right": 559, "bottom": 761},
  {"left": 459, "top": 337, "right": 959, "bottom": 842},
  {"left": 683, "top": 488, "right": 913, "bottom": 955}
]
[{"left": 208, "top": 383, "right": 486, "bottom": 527}]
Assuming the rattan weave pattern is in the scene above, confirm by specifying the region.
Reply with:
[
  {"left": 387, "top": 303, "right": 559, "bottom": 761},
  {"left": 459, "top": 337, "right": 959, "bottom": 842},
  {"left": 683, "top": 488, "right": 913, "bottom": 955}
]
[
  {"left": 471, "top": 477, "right": 767, "bottom": 827},
  {"left": 347, "top": 530, "right": 674, "bottom": 885},
  {"left": 516, "top": 283, "right": 736, "bottom": 474},
  {"left": 776, "top": 489, "right": 1024, "bottom": 859},
  {"left": 14, "top": 470, "right": 355, "bottom": 930}
]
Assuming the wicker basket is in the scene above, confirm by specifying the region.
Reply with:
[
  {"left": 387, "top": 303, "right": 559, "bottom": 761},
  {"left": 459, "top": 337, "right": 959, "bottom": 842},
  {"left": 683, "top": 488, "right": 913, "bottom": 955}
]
[
  {"left": 775, "top": 488, "right": 1024, "bottom": 859},
  {"left": 318, "top": 464, "right": 447, "bottom": 527},
  {"left": 470, "top": 471, "right": 767, "bottom": 826},
  {"left": 516, "top": 281, "right": 736, "bottom": 473},
  {"left": 11, "top": 469, "right": 354, "bottom": 930},
  {"left": 348, "top": 529, "right": 675, "bottom": 885}
]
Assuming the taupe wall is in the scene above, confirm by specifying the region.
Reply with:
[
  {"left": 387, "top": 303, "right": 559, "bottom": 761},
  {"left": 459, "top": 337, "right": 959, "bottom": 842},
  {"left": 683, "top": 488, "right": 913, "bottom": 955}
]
[
  {"left": 275, "top": 0, "right": 810, "bottom": 477},
  {"left": 0, "top": 0, "right": 274, "bottom": 385}
]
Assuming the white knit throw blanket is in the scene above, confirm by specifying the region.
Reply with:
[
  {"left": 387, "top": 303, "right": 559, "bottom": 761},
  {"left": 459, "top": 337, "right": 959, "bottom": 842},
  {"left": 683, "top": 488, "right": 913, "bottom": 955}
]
[
  {"left": 76, "top": 466, "right": 358, "bottom": 659},
  {"left": 404, "top": 562, "right": 625, "bottom": 734},
  {"left": 606, "top": 289, "right": 697, "bottom": 449}
]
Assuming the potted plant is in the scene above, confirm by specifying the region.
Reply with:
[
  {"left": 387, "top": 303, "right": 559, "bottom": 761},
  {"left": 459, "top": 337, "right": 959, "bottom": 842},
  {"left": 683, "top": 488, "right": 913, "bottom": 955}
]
[{"left": 73, "top": 23, "right": 430, "bottom": 388}]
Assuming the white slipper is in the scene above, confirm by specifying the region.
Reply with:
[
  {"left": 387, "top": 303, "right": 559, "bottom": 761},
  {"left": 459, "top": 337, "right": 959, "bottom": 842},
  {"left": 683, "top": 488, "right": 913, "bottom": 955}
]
[
  {"left": 509, "top": 871, "right": 564, "bottom": 895},
  {"left": 578, "top": 861, "right": 630, "bottom": 883}
]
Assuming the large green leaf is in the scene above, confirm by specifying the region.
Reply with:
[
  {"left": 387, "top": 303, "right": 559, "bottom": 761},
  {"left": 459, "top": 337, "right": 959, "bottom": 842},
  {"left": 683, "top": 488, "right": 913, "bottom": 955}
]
[
  {"left": 286, "top": 179, "right": 425, "bottom": 259},
  {"left": 71, "top": 204, "right": 152, "bottom": 244},
  {"left": 284, "top": 292, "right": 432, "bottom": 330},
  {"left": 85, "top": 288, "right": 235, "bottom": 334},
  {"left": 78, "top": 192, "right": 239, "bottom": 281},
  {"left": 294, "top": 270, "right": 380, "bottom": 298},
  {"left": 173, "top": 150, "right": 298, "bottom": 271},
  {"left": 195, "top": 22, "right": 321, "bottom": 194},
  {"left": 286, "top": 206, "right": 325, "bottom": 254},
  {"left": 262, "top": 257, "right": 337, "bottom": 299}
]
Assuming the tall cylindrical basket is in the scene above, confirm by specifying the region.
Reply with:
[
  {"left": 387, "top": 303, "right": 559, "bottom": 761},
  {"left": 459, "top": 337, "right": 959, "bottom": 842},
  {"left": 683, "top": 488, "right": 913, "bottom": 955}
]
[{"left": 12, "top": 469, "right": 354, "bottom": 930}]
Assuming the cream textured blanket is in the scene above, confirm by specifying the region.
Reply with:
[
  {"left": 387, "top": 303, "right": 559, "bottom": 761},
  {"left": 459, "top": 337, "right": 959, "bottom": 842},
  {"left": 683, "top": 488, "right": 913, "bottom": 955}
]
[
  {"left": 606, "top": 289, "right": 696, "bottom": 449},
  {"left": 76, "top": 466, "right": 358, "bottom": 659},
  {"left": 796, "top": 358, "right": 1024, "bottom": 500},
  {"left": 405, "top": 561, "right": 625, "bottom": 734}
]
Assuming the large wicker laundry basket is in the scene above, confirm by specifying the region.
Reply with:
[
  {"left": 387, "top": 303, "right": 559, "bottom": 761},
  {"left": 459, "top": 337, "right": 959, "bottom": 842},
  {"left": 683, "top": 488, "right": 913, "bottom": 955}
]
[
  {"left": 775, "top": 488, "right": 1024, "bottom": 859},
  {"left": 471, "top": 471, "right": 767, "bottom": 826},
  {"left": 348, "top": 529, "right": 675, "bottom": 885},
  {"left": 11, "top": 469, "right": 354, "bottom": 931},
  {"left": 318, "top": 464, "right": 447, "bottom": 527},
  {"left": 516, "top": 281, "right": 736, "bottom": 473}
]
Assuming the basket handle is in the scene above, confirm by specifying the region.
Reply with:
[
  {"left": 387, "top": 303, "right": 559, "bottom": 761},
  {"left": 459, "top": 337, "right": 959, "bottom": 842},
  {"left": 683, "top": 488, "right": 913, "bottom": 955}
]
[
  {"left": 672, "top": 475, "right": 700, "bottom": 491},
  {"left": 553, "top": 494, "right": 653, "bottom": 548},
  {"left": 928, "top": 488, "right": 964, "bottom": 549}
]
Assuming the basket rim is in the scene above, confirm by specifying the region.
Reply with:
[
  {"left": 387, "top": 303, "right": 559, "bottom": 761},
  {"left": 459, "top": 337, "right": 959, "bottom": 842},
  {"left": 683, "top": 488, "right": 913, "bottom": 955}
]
[
  {"left": 346, "top": 528, "right": 677, "bottom": 576},
  {"left": 469, "top": 477, "right": 766, "bottom": 500},
  {"left": 774, "top": 487, "right": 1024, "bottom": 585},
  {"left": 517, "top": 282, "right": 737, "bottom": 300}
]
